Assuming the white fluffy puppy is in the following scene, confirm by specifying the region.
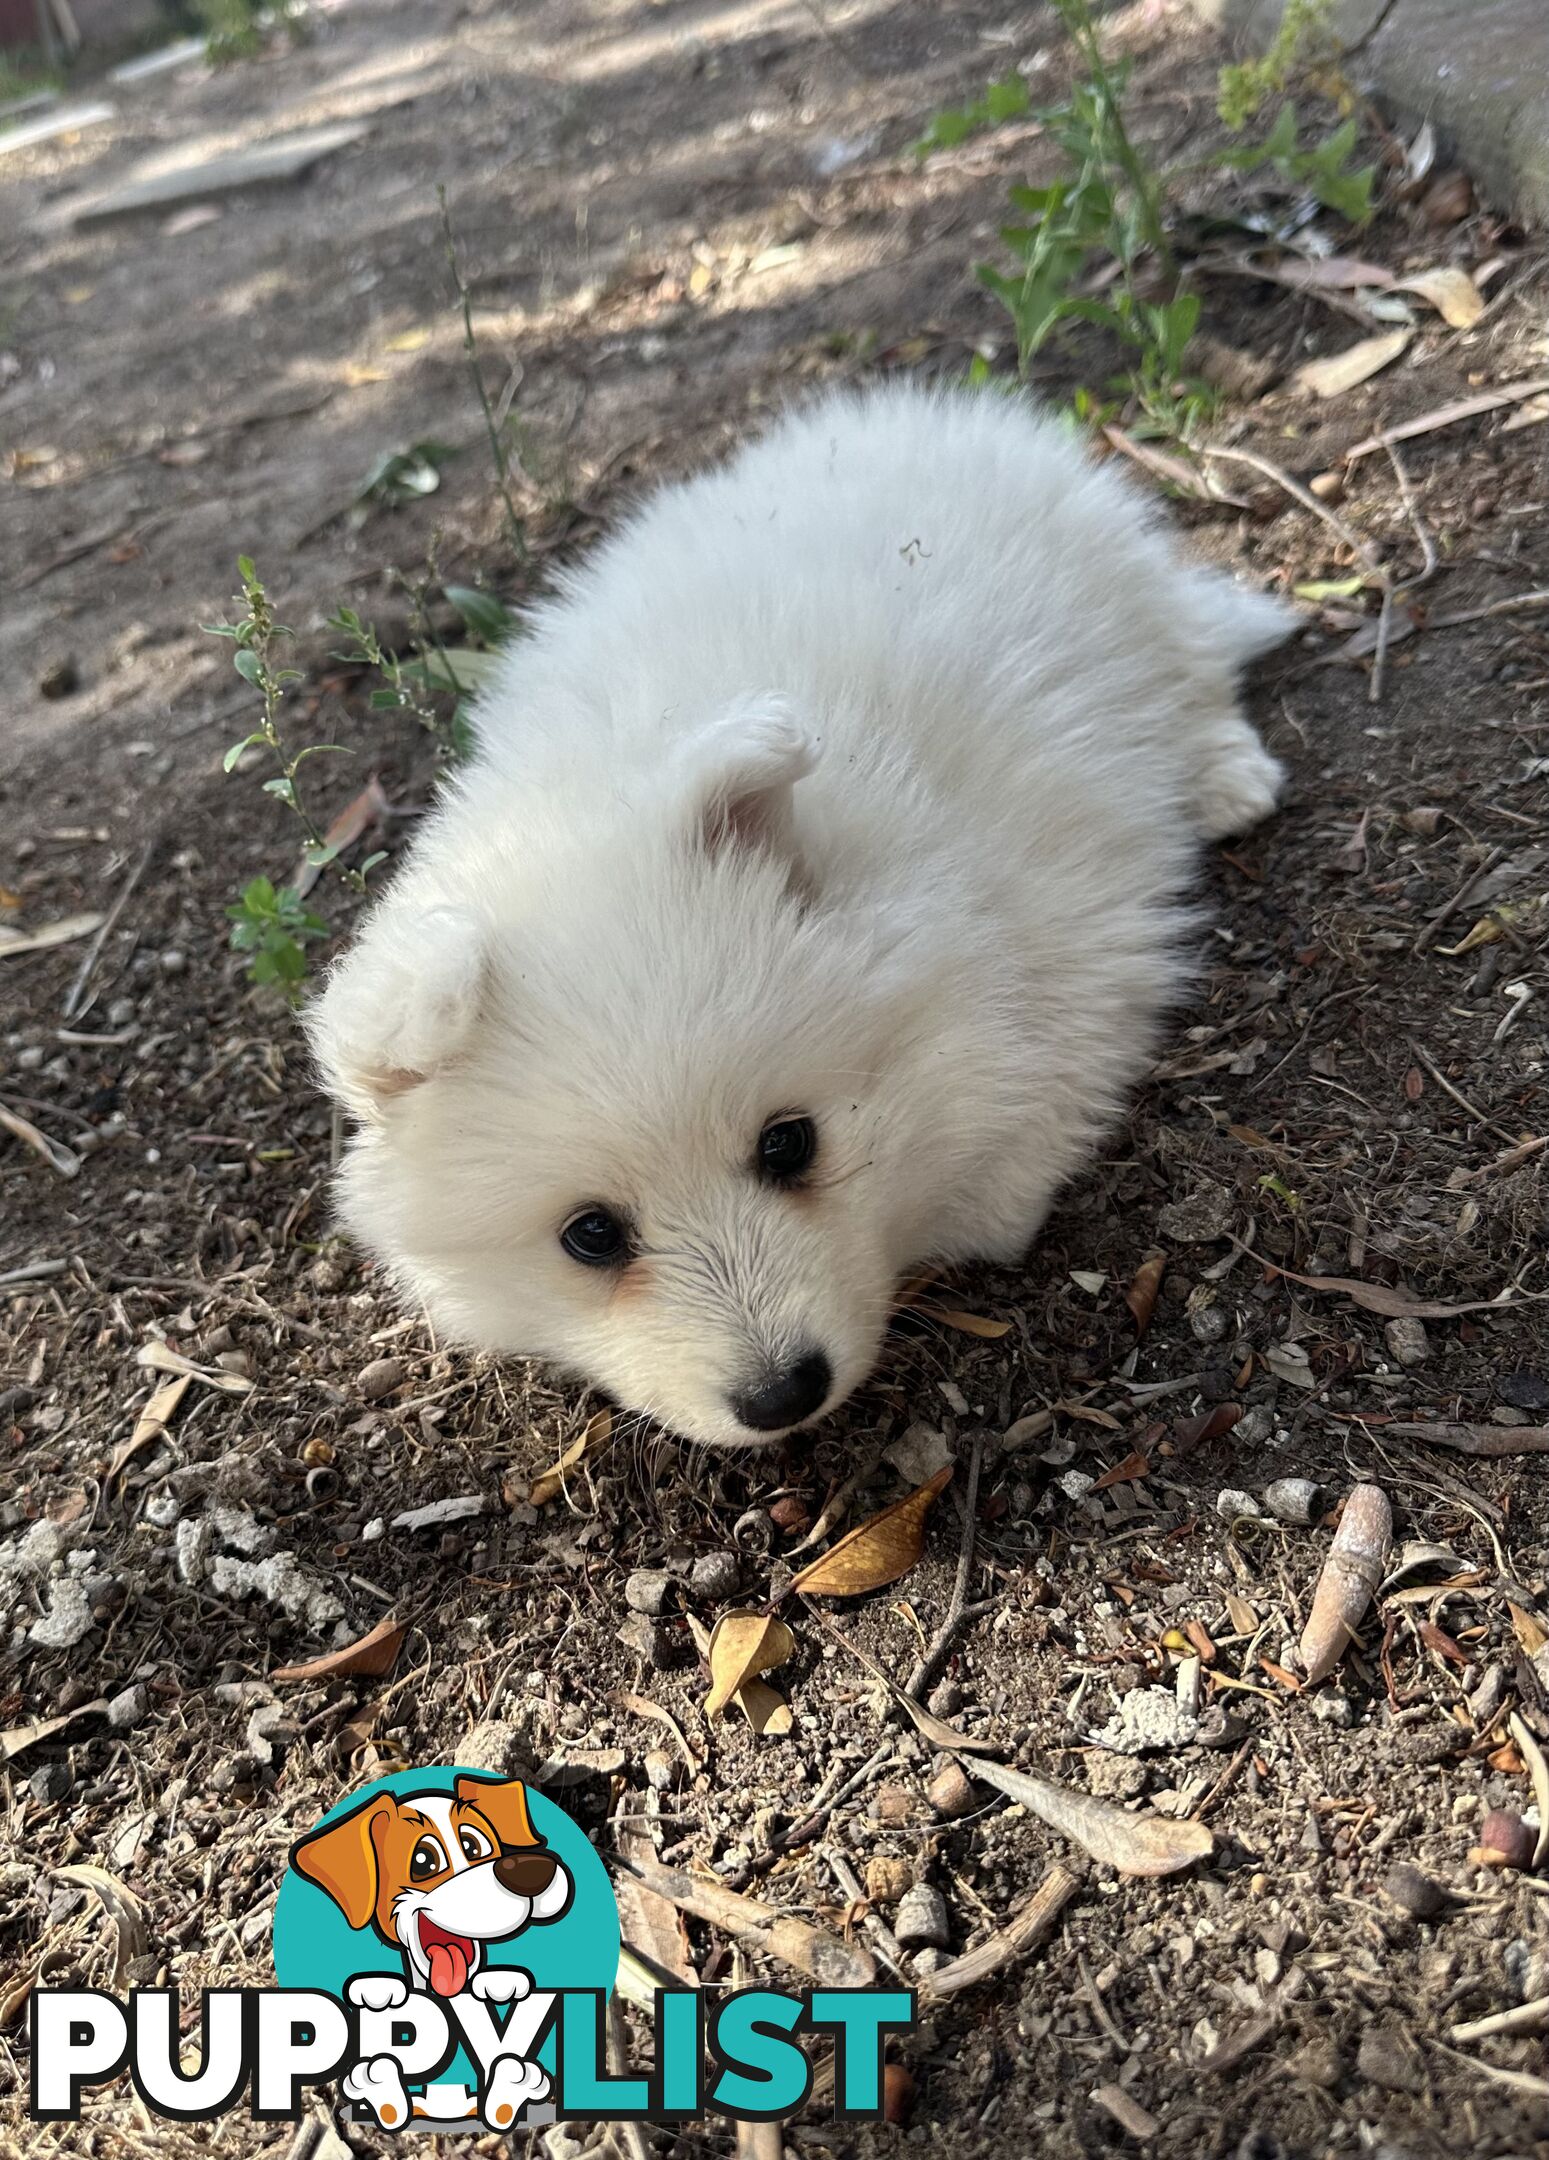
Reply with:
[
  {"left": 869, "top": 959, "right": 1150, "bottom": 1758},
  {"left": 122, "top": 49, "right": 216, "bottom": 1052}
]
[{"left": 309, "top": 385, "right": 1288, "bottom": 1451}]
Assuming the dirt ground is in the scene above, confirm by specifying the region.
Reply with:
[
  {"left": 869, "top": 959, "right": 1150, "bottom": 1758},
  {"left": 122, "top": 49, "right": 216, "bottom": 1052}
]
[{"left": 4, "top": 2, "right": 1549, "bottom": 2156}]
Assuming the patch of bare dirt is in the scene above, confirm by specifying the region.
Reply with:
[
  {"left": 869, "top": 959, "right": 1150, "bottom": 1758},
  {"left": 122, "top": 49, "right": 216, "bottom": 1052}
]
[{"left": 4, "top": 3, "right": 1549, "bottom": 2157}]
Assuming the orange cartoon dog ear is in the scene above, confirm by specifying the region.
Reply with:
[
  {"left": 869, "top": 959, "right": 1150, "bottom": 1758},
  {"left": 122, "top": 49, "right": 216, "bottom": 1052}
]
[
  {"left": 455, "top": 1774, "right": 540, "bottom": 1849},
  {"left": 290, "top": 1797, "right": 394, "bottom": 1930}
]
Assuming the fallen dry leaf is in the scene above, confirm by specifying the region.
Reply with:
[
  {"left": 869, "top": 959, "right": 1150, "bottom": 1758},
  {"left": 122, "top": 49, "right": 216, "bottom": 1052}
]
[
  {"left": 1125, "top": 1252, "right": 1166, "bottom": 1335},
  {"left": 294, "top": 776, "right": 390, "bottom": 898},
  {"left": 55, "top": 1864, "right": 148, "bottom": 1991},
  {"left": 962, "top": 1754, "right": 1214, "bottom": 1876},
  {"left": 108, "top": 1372, "right": 191, "bottom": 1488},
  {"left": 1091, "top": 1449, "right": 1151, "bottom": 1492},
  {"left": 1394, "top": 266, "right": 1485, "bottom": 328},
  {"left": 1259, "top": 1258, "right": 1516, "bottom": 1321},
  {"left": 529, "top": 1409, "right": 612, "bottom": 1505},
  {"left": 1294, "top": 328, "right": 1411, "bottom": 399},
  {"left": 1387, "top": 1421, "right": 1549, "bottom": 1457},
  {"left": 0, "top": 911, "right": 105, "bottom": 960},
  {"left": 2, "top": 1699, "right": 109, "bottom": 1764},
  {"left": 926, "top": 1305, "right": 1011, "bottom": 1339},
  {"left": 1508, "top": 1713, "right": 1549, "bottom": 1868},
  {"left": 735, "top": 1677, "right": 794, "bottom": 1736},
  {"left": 271, "top": 1615, "right": 409, "bottom": 1684},
  {"left": 612, "top": 1689, "right": 702, "bottom": 1772},
  {"left": 613, "top": 1822, "right": 696, "bottom": 1985},
  {"left": 1508, "top": 1602, "right": 1549, "bottom": 1656},
  {"left": 705, "top": 1609, "right": 796, "bottom": 1722},
  {"left": 1299, "top": 1481, "right": 1392, "bottom": 1683},
  {"left": 136, "top": 1340, "right": 253, "bottom": 1394},
  {"left": 1273, "top": 254, "right": 1393, "bottom": 290},
  {"left": 790, "top": 1466, "right": 953, "bottom": 1598}
]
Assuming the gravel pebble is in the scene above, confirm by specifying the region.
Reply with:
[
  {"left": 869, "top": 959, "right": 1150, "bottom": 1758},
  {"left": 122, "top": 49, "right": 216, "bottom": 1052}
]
[
  {"left": 29, "top": 1762, "right": 72, "bottom": 1804},
  {"left": 1263, "top": 1477, "right": 1320, "bottom": 1525},
  {"left": 357, "top": 1356, "right": 407, "bottom": 1401},
  {"left": 895, "top": 1881, "right": 950, "bottom": 1949},
  {"left": 107, "top": 1683, "right": 151, "bottom": 1732},
  {"left": 624, "top": 1568, "right": 673, "bottom": 1615},
  {"left": 1382, "top": 1862, "right": 1450, "bottom": 1920},
  {"left": 689, "top": 1552, "right": 740, "bottom": 1600},
  {"left": 926, "top": 1761, "right": 975, "bottom": 1818},
  {"left": 617, "top": 1613, "right": 675, "bottom": 1669},
  {"left": 1383, "top": 1316, "right": 1430, "bottom": 1368}
]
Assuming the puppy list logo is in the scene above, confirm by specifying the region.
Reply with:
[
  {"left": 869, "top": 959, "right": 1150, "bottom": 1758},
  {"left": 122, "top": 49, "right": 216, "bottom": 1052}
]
[{"left": 30, "top": 1766, "right": 912, "bottom": 2131}]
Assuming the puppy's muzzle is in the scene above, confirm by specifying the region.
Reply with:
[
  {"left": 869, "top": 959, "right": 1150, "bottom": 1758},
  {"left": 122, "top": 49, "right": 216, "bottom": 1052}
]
[{"left": 495, "top": 1846, "right": 560, "bottom": 1898}]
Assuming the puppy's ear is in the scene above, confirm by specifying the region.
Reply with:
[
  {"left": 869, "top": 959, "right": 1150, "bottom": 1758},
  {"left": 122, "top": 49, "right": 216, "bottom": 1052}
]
[
  {"left": 290, "top": 1796, "right": 393, "bottom": 1931},
  {"left": 690, "top": 696, "right": 820, "bottom": 864},
  {"left": 306, "top": 903, "right": 484, "bottom": 1119},
  {"left": 454, "top": 1774, "right": 540, "bottom": 1849}
]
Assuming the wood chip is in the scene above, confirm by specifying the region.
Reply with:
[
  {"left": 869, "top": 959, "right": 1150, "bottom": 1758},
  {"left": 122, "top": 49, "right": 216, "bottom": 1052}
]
[
  {"left": 1091, "top": 2084, "right": 1160, "bottom": 2141},
  {"left": 1298, "top": 1482, "right": 1392, "bottom": 1684}
]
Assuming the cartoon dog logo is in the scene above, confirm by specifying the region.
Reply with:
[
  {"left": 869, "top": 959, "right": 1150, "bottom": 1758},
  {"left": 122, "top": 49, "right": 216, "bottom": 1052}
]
[{"left": 291, "top": 1774, "right": 572, "bottom": 2129}]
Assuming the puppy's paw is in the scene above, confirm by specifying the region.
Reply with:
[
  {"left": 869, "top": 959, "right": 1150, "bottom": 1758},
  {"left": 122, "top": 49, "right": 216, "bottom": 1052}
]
[
  {"left": 482, "top": 2054, "right": 551, "bottom": 2130},
  {"left": 343, "top": 2053, "right": 412, "bottom": 2129},
  {"left": 1195, "top": 737, "right": 1285, "bottom": 841},
  {"left": 347, "top": 1973, "right": 409, "bottom": 2012},
  {"left": 470, "top": 1965, "right": 533, "bottom": 2005}
]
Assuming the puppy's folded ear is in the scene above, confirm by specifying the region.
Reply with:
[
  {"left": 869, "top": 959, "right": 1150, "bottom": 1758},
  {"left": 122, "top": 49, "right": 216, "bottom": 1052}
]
[
  {"left": 689, "top": 695, "right": 820, "bottom": 866},
  {"left": 290, "top": 1796, "right": 393, "bottom": 1930},
  {"left": 306, "top": 902, "right": 485, "bottom": 1119},
  {"left": 454, "top": 1774, "right": 541, "bottom": 1849}
]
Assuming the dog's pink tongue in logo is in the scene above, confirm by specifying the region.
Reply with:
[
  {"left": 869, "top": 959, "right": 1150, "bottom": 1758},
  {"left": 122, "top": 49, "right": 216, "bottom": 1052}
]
[{"left": 420, "top": 1918, "right": 474, "bottom": 1997}]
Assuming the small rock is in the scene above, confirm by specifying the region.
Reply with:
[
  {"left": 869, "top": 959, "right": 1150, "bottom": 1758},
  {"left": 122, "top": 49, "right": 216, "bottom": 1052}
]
[
  {"left": 107, "top": 1683, "right": 151, "bottom": 1732},
  {"left": 1157, "top": 1178, "right": 1234, "bottom": 1244},
  {"left": 1193, "top": 1704, "right": 1248, "bottom": 1750},
  {"left": 643, "top": 1747, "right": 677, "bottom": 1792},
  {"left": 864, "top": 1856, "right": 914, "bottom": 1903},
  {"left": 871, "top": 1784, "right": 915, "bottom": 1827},
  {"left": 30, "top": 1580, "right": 96, "bottom": 1649},
  {"left": 361, "top": 1517, "right": 385, "bottom": 1542},
  {"left": 144, "top": 1489, "right": 180, "bottom": 1528},
  {"left": 894, "top": 1882, "right": 950, "bottom": 1949},
  {"left": 39, "top": 655, "right": 79, "bottom": 700},
  {"left": 1476, "top": 1808, "right": 1536, "bottom": 1870},
  {"left": 1383, "top": 1317, "right": 1429, "bottom": 1368},
  {"left": 106, "top": 998, "right": 136, "bottom": 1027},
  {"left": 216, "top": 1349, "right": 255, "bottom": 1379},
  {"left": 1186, "top": 1287, "right": 1231, "bottom": 1344},
  {"left": 1285, "top": 2034, "right": 1342, "bottom": 2088},
  {"left": 1217, "top": 1488, "right": 1264, "bottom": 1523},
  {"left": 926, "top": 1761, "right": 975, "bottom": 1818},
  {"left": 1357, "top": 2021, "right": 1425, "bottom": 2094},
  {"left": 616, "top": 1613, "right": 674, "bottom": 1669},
  {"left": 1263, "top": 1477, "right": 1320, "bottom": 1526},
  {"left": 15, "top": 1045, "right": 44, "bottom": 1072},
  {"left": 927, "top": 1678, "right": 962, "bottom": 1718},
  {"left": 768, "top": 1494, "right": 811, "bottom": 1536},
  {"left": 1233, "top": 1404, "right": 1274, "bottom": 1449},
  {"left": 458, "top": 1720, "right": 535, "bottom": 1777},
  {"left": 1307, "top": 471, "right": 1344, "bottom": 505},
  {"left": 1087, "top": 1751, "right": 1148, "bottom": 1800},
  {"left": 1497, "top": 1370, "right": 1549, "bottom": 1412},
  {"left": 1383, "top": 1862, "right": 1450, "bottom": 1920},
  {"left": 159, "top": 948, "right": 187, "bottom": 977},
  {"left": 1420, "top": 168, "right": 1473, "bottom": 226},
  {"left": 29, "top": 1761, "right": 73, "bottom": 1804},
  {"left": 624, "top": 1569, "right": 673, "bottom": 1615},
  {"left": 357, "top": 1356, "right": 406, "bottom": 1401},
  {"left": 1310, "top": 1692, "right": 1353, "bottom": 1728},
  {"left": 689, "top": 1552, "right": 740, "bottom": 1600}
]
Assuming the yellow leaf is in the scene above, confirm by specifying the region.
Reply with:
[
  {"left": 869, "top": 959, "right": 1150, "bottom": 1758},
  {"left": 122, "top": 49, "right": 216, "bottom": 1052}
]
[
  {"left": 1293, "top": 328, "right": 1412, "bottom": 400},
  {"left": 1395, "top": 267, "right": 1485, "bottom": 329},
  {"left": 928, "top": 1307, "right": 1011, "bottom": 1339},
  {"left": 688, "top": 262, "right": 715, "bottom": 297},
  {"left": 1508, "top": 1601, "right": 1549, "bottom": 1656},
  {"left": 791, "top": 1466, "right": 953, "bottom": 1599},
  {"left": 64, "top": 286, "right": 94, "bottom": 305},
  {"left": 705, "top": 1610, "right": 795, "bottom": 1720},
  {"left": 341, "top": 362, "right": 388, "bottom": 386},
  {"left": 735, "top": 1678, "right": 793, "bottom": 1735},
  {"left": 529, "top": 1410, "right": 612, "bottom": 1506},
  {"left": 385, "top": 327, "right": 432, "bottom": 352}
]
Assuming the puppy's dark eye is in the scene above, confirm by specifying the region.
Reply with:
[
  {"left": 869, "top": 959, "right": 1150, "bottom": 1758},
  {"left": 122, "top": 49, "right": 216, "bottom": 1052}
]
[
  {"left": 410, "top": 1836, "right": 445, "bottom": 1881},
  {"left": 458, "top": 1826, "right": 492, "bottom": 1862},
  {"left": 560, "top": 1206, "right": 630, "bottom": 1267},
  {"left": 758, "top": 1115, "right": 816, "bottom": 1183}
]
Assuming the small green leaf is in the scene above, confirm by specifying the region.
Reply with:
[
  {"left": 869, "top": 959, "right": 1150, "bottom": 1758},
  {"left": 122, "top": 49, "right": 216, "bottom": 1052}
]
[
  {"left": 359, "top": 851, "right": 388, "bottom": 875},
  {"left": 234, "top": 649, "right": 262, "bottom": 686},
  {"left": 237, "top": 555, "right": 257, "bottom": 582},
  {"left": 263, "top": 777, "right": 296, "bottom": 804},
  {"left": 1293, "top": 575, "right": 1367, "bottom": 601},
  {"left": 444, "top": 584, "right": 513, "bottom": 647}
]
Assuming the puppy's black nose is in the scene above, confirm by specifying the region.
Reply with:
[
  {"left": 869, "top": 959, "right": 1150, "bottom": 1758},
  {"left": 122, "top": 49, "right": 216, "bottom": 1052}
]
[{"left": 732, "top": 1350, "right": 832, "bottom": 1433}]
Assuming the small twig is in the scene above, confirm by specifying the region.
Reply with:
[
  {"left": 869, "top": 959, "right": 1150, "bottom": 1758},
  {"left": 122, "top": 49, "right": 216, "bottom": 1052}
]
[
  {"left": 826, "top": 1851, "right": 911, "bottom": 1983},
  {"left": 906, "top": 1433, "right": 983, "bottom": 1700},
  {"left": 1077, "top": 1949, "right": 1133, "bottom": 2052},
  {"left": 1368, "top": 583, "right": 1396, "bottom": 705},
  {"left": 1407, "top": 1039, "right": 1520, "bottom": 1145},
  {"left": 439, "top": 186, "right": 527, "bottom": 562},
  {"left": 605, "top": 1998, "right": 652, "bottom": 2160},
  {"left": 1410, "top": 846, "right": 1508, "bottom": 956},
  {"left": 1202, "top": 444, "right": 1389, "bottom": 589},
  {"left": 723, "top": 1741, "right": 898, "bottom": 1890},
  {"left": 1386, "top": 443, "right": 1438, "bottom": 587},
  {"left": 61, "top": 829, "right": 161, "bottom": 1021},
  {"left": 1451, "top": 1995, "right": 1549, "bottom": 2044},
  {"left": 0, "top": 1258, "right": 73, "bottom": 1287},
  {"left": 916, "top": 1863, "right": 1082, "bottom": 1999},
  {"left": 1192, "top": 1737, "right": 1254, "bottom": 1821}
]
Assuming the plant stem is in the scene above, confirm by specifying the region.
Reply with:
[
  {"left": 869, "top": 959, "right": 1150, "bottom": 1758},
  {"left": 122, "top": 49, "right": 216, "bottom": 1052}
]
[{"left": 439, "top": 186, "right": 528, "bottom": 562}]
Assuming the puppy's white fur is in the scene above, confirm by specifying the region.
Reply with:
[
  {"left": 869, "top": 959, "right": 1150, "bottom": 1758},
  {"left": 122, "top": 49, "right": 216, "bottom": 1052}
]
[{"left": 308, "top": 386, "right": 1289, "bottom": 1450}]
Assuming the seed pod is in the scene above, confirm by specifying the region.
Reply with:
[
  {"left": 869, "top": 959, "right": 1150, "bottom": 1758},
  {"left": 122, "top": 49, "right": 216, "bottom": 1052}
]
[
  {"left": 1298, "top": 1482, "right": 1392, "bottom": 1684},
  {"left": 1475, "top": 1809, "right": 1535, "bottom": 1871},
  {"left": 882, "top": 2065, "right": 916, "bottom": 2126}
]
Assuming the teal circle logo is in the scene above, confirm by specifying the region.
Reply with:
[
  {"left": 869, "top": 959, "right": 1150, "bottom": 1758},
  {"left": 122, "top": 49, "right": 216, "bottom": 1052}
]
[{"left": 273, "top": 1770, "right": 619, "bottom": 2129}]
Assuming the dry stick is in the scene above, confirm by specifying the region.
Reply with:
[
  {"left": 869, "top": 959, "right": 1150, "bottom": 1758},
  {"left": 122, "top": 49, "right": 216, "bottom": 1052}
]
[
  {"left": 722, "top": 1740, "right": 898, "bottom": 1890},
  {"left": 1407, "top": 1038, "right": 1520, "bottom": 1145},
  {"left": 826, "top": 1851, "right": 911, "bottom": 1983},
  {"left": 0, "top": 1258, "right": 72, "bottom": 1287},
  {"left": 906, "top": 1432, "right": 984, "bottom": 1700},
  {"left": 1452, "top": 1995, "right": 1549, "bottom": 2044},
  {"left": 1201, "top": 444, "right": 1389, "bottom": 588},
  {"left": 1387, "top": 1422, "right": 1549, "bottom": 1458},
  {"left": 1411, "top": 847, "right": 1509, "bottom": 955},
  {"left": 61, "top": 830, "right": 161, "bottom": 1021},
  {"left": 915, "top": 1863, "right": 1082, "bottom": 1999}
]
